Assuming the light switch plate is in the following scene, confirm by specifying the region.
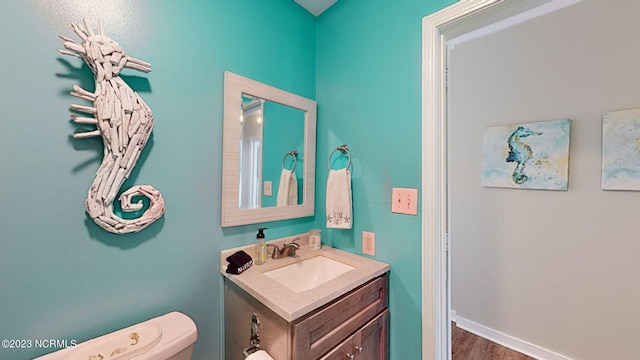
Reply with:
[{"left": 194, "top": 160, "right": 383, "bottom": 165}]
[
  {"left": 362, "top": 231, "right": 376, "bottom": 256},
  {"left": 392, "top": 187, "right": 418, "bottom": 215},
  {"left": 264, "top": 181, "right": 272, "bottom": 196}
]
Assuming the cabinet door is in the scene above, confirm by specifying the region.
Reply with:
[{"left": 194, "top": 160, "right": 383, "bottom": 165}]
[
  {"left": 292, "top": 275, "right": 388, "bottom": 359},
  {"left": 321, "top": 310, "right": 389, "bottom": 360},
  {"left": 319, "top": 337, "right": 354, "bottom": 360},
  {"left": 354, "top": 309, "right": 389, "bottom": 360}
]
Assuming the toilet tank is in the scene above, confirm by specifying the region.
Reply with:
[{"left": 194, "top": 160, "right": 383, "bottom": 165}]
[{"left": 33, "top": 311, "right": 198, "bottom": 360}]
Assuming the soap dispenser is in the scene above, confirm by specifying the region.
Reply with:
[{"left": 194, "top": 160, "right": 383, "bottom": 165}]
[{"left": 255, "top": 227, "right": 268, "bottom": 265}]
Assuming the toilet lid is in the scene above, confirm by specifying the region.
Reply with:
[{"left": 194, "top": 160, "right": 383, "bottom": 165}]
[{"left": 64, "top": 324, "right": 162, "bottom": 360}]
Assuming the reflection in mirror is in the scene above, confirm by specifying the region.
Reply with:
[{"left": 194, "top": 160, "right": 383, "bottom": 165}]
[
  {"left": 239, "top": 95, "right": 305, "bottom": 209},
  {"left": 222, "top": 71, "right": 316, "bottom": 227},
  {"left": 239, "top": 97, "right": 263, "bottom": 209}
]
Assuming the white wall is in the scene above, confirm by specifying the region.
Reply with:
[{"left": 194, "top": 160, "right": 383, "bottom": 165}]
[{"left": 448, "top": 1, "right": 640, "bottom": 359}]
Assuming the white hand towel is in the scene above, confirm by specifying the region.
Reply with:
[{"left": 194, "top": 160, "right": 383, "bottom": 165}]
[
  {"left": 245, "top": 350, "right": 275, "bottom": 360},
  {"left": 277, "top": 169, "right": 298, "bottom": 206},
  {"left": 326, "top": 168, "right": 352, "bottom": 229},
  {"left": 288, "top": 172, "right": 298, "bottom": 205}
]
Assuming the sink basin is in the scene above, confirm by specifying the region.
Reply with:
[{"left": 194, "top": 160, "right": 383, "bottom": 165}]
[{"left": 263, "top": 256, "right": 355, "bottom": 293}]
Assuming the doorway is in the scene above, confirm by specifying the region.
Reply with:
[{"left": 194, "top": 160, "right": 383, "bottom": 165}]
[{"left": 421, "top": 1, "right": 586, "bottom": 359}]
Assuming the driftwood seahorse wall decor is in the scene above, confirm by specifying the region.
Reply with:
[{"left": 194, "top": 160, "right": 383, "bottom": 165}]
[{"left": 58, "top": 18, "right": 165, "bottom": 234}]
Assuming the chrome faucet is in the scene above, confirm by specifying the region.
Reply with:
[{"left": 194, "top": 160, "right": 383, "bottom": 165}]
[{"left": 266, "top": 238, "right": 300, "bottom": 259}]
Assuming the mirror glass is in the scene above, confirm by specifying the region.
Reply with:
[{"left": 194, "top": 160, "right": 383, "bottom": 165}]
[
  {"left": 239, "top": 95, "right": 305, "bottom": 209},
  {"left": 222, "top": 71, "right": 316, "bottom": 227}
]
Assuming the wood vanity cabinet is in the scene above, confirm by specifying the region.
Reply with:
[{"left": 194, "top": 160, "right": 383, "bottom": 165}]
[{"left": 224, "top": 273, "right": 389, "bottom": 360}]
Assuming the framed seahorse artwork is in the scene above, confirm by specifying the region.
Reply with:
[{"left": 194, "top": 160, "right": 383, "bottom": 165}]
[
  {"left": 602, "top": 108, "right": 640, "bottom": 190},
  {"left": 481, "top": 118, "right": 571, "bottom": 190}
]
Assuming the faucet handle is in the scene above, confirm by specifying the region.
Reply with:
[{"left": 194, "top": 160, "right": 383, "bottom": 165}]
[
  {"left": 285, "top": 237, "right": 300, "bottom": 249},
  {"left": 266, "top": 244, "right": 280, "bottom": 259}
]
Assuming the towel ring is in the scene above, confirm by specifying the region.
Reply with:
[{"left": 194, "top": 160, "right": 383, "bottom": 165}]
[
  {"left": 328, "top": 145, "right": 351, "bottom": 170},
  {"left": 282, "top": 150, "right": 298, "bottom": 172}
]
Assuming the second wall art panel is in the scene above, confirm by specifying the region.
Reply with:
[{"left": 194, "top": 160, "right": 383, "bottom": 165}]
[{"left": 602, "top": 108, "right": 640, "bottom": 190}]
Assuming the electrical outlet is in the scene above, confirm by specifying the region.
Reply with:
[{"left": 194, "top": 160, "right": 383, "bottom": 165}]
[
  {"left": 392, "top": 187, "right": 418, "bottom": 215},
  {"left": 362, "top": 231, "right": 376, "bottom": 256},
  {"left": 264, "top": 181, "right": 272, "bottom": 196}
]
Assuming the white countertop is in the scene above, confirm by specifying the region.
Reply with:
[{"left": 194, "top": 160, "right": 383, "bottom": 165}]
[{"left": 220, "top": 233, "right": 390, "bottom": 322}]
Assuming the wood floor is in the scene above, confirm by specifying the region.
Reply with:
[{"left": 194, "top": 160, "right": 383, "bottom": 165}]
[{"left": 452, "top": 322, "right": 536, "bottom": 360}]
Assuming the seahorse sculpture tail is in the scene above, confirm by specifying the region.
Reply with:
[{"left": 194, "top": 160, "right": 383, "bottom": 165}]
[{"left": 59, "top": 19, "right": 165, "bottom": 234}]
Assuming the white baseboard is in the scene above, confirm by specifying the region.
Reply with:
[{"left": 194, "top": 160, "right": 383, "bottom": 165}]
[{"left": 450, "top": 311, "right": 575, "bottom": 360}]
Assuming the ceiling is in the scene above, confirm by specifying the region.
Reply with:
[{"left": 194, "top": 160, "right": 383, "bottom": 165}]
[{"left": 294, "top": 0, "right": 338, "bottom": 17}]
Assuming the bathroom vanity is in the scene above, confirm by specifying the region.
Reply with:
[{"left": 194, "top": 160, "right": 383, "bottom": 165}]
[{"left": 220, "top": 235, "right": 390, "bottom": 360}]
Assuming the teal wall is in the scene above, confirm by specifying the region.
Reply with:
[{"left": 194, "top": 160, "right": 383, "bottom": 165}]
[
  {"left": 0, "top": 0, "right": 459, "bottom": 359},
  {"left": 315, "top": 0, "right": 454, "bottom": 358},
  {"left": 0, "top": 1, "right": 315, "bottom": 359}
]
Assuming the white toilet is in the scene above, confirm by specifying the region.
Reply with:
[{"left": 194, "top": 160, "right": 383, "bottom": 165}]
[{"left": 34, "top": 311, "right": 198, "bottom": 360}]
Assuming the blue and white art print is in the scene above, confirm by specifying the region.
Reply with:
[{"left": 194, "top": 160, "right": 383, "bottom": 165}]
[
  {"left": 602, "top": 108, "right": 640, "bottom": 190},
  {"left": 482, "top": 119, "right": 571, "bottom": 190}
]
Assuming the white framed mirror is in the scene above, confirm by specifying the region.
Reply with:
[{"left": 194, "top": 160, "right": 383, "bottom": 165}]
[{"left": 221, "top": 71, "right": 316, "bottom": 227}]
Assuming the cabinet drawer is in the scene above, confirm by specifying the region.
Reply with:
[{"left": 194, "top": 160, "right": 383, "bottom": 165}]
[{"left": 291, "top": 274, "right": 388, "bottom": 360}]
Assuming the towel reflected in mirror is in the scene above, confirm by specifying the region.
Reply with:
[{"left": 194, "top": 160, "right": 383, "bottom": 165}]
[{"left": 277, "top": 169, "right": 298, "bottom": 206}]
